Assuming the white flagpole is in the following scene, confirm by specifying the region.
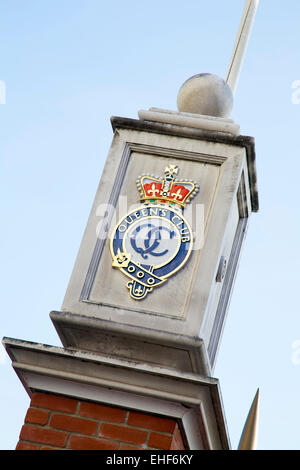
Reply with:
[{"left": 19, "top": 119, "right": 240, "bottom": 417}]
[{"left": 226, "top": 0, "right": 260, "bottom": 96}]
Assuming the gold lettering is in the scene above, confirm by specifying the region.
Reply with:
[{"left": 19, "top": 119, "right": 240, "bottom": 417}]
[
  {"left": 126, "top": 215, "right": 134, "bottom": 224},
  {"left": 171, "top": 215, "right": 182, "bottom": 226},
  {"left": 149, "top": 208, "right": 158, "bottom": 216},
  {"left": 119, "top": 224, "right": 127, "bottom": 232}
]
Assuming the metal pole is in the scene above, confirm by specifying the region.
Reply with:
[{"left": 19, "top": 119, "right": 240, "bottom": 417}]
[{"left": 226, "top": 0, "right": 260, "bottom": 95}]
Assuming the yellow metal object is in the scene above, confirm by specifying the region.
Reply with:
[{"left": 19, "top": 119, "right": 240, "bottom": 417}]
[
  {"left": 112, "top": 248, "right": 131, "bottom": 268},
  {"left": 238, "top": 388, "right": 260, "bottom": 450}
]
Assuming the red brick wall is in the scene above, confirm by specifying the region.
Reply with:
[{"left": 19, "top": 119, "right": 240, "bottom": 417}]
[{"left": 16, "top": 392, "right": 186, "bottom": 450}]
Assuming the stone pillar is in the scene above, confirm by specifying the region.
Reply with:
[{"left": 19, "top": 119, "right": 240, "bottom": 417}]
[{"left": 3, "top": 107, "right": 258, "bottom": 450}]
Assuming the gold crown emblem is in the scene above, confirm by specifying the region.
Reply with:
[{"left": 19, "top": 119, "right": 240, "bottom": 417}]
[{"left": 136, "top": 165, "right": 199, "bottom": 208}]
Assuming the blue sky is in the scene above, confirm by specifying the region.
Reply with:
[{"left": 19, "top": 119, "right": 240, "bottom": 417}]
[{"left": 1, "top": 0, "right": 300, "bottom": 450}]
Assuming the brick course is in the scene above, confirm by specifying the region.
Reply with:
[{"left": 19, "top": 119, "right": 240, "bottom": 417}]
[
  {"left": 16, "top": 392, "right": 187, "bottom": 450},
  {"left": 99, "top": 423, "right": 148, "bottom": 445},
  {"left": 79, "top": 402, "right": 127, "bottom": 423},
  {"left": 25, "top": 408, "right": 49, "bottom": 426}
]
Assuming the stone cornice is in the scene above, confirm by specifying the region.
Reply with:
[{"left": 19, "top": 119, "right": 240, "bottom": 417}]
[{"left": 3, "top": 336, "right": 230, "bottom": 450}]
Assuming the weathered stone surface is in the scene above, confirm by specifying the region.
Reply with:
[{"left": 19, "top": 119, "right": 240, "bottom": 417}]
[
  {"left": 50, "top": 114, "right": 257, "bottom": 373},
  {"left": 177, "top": 74, "right": 233, "bottom": 118}
]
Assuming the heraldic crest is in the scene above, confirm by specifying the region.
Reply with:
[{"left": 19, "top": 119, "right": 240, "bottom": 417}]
[{"left": 110, "top": 164, "right": 199, "bottom": 300}]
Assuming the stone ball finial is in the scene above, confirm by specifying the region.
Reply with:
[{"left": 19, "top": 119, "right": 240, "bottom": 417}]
[{"left": 177, "top": 73, "right": 233, "bottom": 118}]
